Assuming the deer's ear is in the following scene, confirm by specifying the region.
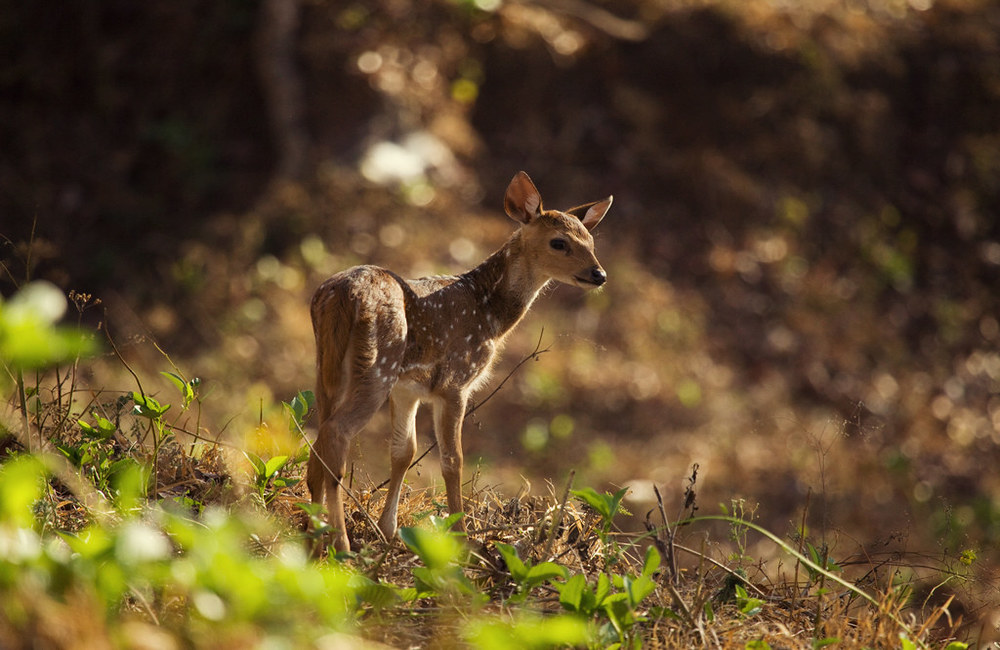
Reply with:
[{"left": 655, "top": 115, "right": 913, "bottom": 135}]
[
  {"left": 567, "top": 196, "right": 613, "bottom": 231},
  {"left": 504, "top": 171, "right": 543, "bottom": 224}
]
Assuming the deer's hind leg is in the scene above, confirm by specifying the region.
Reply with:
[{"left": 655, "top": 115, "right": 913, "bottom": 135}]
[
  {"left": 312, "top": 384, "right": 389, "bottom": 553},
  {"left": 309, "top": 298, "right": 407, "bottom": 554},
  {"left": 377, "top": 386, "right": 420, "bottom": 541}
]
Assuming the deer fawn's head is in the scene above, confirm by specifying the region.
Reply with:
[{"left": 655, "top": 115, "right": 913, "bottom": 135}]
[{"left": 503, "top": 171, "right": 612, "bottom": 290}]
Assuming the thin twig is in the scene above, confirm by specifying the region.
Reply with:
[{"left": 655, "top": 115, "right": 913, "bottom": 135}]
[
  {"left": 103, "top": 319, "right": 145, "bottom": 399},
  {"left": 466, "top": 328, "right": 551, "bottom": 418},
  {"left": 543, "top": 469, "right": 575, "bottom": 559},
  {"left": 653, "top": 484, "right": 678, "bottom": 585}
]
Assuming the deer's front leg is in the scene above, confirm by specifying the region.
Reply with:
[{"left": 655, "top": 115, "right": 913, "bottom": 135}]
[{"left": 432, "top": 392, "right": 469, "bottom": 532}]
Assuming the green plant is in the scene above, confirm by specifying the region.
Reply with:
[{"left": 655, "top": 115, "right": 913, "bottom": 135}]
[
  {"left": 397, "top": 513, "right": 477, "bottom": 601},
  {"left": 465, "top": 612, "right": 591, "bottom": 649},
  {"left": 59, "top": 411, "right": 147, "bottom": 503},
  {"left": 572, "top": 486, "right": 630, "bottom": 568},
  {"left": 553, "top": 544, "right": 660, "bottom": 648},
  {"left": 244, "top": 389, "right": 314, "bottom": 506},
  {"left": 495, "top": 542, "right": 568, "bottom": 603},
  {"left": 0, "top": 281, "right": 95, "bottom": 386},
  {"left": 721, "top": 497, "right": 758, "bottom": 568},
  {"left": 245, "top": 446, "right": 308, "bottom": 506}
]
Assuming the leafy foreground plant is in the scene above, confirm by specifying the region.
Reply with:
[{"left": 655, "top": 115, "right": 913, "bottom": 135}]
[
  {"left": 0, "top": 451, "right": 980, "bottom": 649},
  {"left": 0, "top": 455, "right": 367, "bottom": 647}
]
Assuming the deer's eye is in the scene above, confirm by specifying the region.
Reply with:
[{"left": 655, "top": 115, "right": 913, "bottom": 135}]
[{"left": 549, "top": 238, "right": 569, "bottom": 252}]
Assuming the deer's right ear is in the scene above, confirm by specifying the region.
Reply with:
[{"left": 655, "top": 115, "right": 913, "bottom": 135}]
[{"left": 504, "top": 171, "right": 543, "bottom": 224}]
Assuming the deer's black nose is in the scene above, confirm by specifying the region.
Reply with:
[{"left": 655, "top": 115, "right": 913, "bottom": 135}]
[{"left": 590, "top": 267, "right": 607, "bottom": 286}]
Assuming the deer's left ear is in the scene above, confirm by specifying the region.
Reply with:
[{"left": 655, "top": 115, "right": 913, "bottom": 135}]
[{"left": 567, "top": 196, "right": 613, "bottom": 231}]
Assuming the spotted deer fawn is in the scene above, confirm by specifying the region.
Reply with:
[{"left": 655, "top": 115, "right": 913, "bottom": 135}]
[{"left": 308, "top": 171, "right": 612, "bottom": 553}]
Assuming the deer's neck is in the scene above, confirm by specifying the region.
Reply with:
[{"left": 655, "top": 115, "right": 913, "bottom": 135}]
[{"left": 462, "top": 232, "right": 549, "bottom": 337}]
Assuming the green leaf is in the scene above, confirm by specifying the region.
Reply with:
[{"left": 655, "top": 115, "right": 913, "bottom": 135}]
[
  {"left": 735, "top": 584, "right": 764, "bottom": 617},
  {"left": 272, "top": 477, "right": 300, "bottom": 489},
  {"left": 131, "top": 392, "right": 170, "bottom": 418},
  {"left": 572, "top": 487, "right": 613, "bottom": 521},
  {"left": 263, "top": 455, "right": 289, "bottom": 479},
  {"left": 244, "top": 452, "right": 266, "bottom": 478},
  {"left": 812, "top": 638, "right": 841, "bottom": 649},
  {"left": 399, "top": 525, "right": 464, "bottom": 570},
  {"left": 430, "top": 511, "right": 465, "bottom": 532},
  {"left": 79, "top": 414, "right": 116, "bottom": 440},
  {"left": 524, "top": 561, "right": 568, "bottom": 584},
  {"left": 625, "top": 575, "right": 656, "bottom": 608},
  {"left": 349, "top": 575, "right": 398, "bottom": 608},
  {"left": 556, "top": 573, "right": 586, "bottom": 612},
  {"left": 465, "top": 613, "right": 591, "bottom": 650},
  {"left": 595, "top": 572, "right": 611, "bottom": 606},
  {"left": 746, "top": 640, "right": 772, "bottom": 650},
  {"left": 496, "top": 543, "right": 528, "bottom": 582},
  {"left": 55, "top": 442, "right": 83, "bottom": 466},
  {"left": 642, "top": 544, "right": 661, "bottom": 577},
  {"left": 161, "top": 371, "right": 195, "bottom": 407},
  {"left": 571, "top": 486, "right": 628, "bottom": 527},
  {"left": 0, "top": 282, "right": 96, "bottom": 373},
  {"left": 0, "top": 455, "right": 48, "bottom": 527}
]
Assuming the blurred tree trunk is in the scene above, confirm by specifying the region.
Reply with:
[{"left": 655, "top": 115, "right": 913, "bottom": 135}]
[{"left": 256, "top": 0, "right": 307, "bottom": 179}]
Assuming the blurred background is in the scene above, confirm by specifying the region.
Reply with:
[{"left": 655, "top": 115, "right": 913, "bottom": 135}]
[{"left": 2, "top": 0, "right": 999, "bottom": 596}]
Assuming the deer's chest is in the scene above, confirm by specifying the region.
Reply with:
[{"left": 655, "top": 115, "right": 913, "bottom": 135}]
[{"left": 399, "top": 329, "right": 498, "bottom": 394}]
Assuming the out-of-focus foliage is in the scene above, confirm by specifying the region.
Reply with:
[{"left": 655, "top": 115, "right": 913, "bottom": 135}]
[{"left": 0, "top": 282, "right": 94, "bottom": 383}]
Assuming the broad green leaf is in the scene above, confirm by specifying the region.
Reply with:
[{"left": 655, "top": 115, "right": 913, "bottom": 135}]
[
  {"left": 557, "top": 573, "right": 586, "bottom": 612},
  {"left": 571, "top": 486, "right": 629, "bottom": 526},
  {"left": 524, "top": 561, "right": 568, "bottom": 584},
  {"left": 55, "top": 442, "right": 83, "bottom": 466},
  {"left": 264, "top": 455, "right": 289, "bottom": 479},
  {"left": 349, "top": 575, "right": 398, "bottom": 608},
  {"left": 572, "top": 487, "right": 613, "bottom": 520},
  {"left": 496, "top": 543, "right": 527, "bottom": 582},
  {"left": 399, "top": 525, "right": 463, "bottom": 570},
  {"left": 465, "top": 613, "right": 590, "bottom": 650},
  {"left": 625, "top": 575, "right": 656, "bottom": 608},
  {"left": 79, "top": 414, "right": 116, "bottom": 440},
  {"left": 110, "top": 459, "right": 148, "bottom": 511}
]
